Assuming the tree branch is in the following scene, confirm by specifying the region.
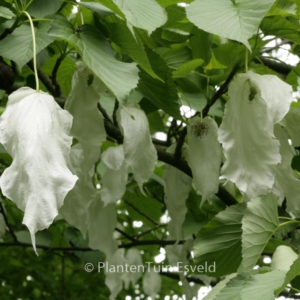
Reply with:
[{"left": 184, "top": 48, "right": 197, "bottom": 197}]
[
  {"left": 123, "top": 198, "right": 160, "bottom": 226},
  {"left": 0, "top": 202, "right": 18, "bottom": 243},
  {"left": 0, "top": 239, "right": 186, "bottom": 251}
]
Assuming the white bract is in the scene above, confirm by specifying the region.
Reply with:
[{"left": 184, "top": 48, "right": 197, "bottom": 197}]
[
  {"left": 118, "top": 106, "right": 157, "bottom": 193},
  {"left": 61, "top": 63, "right": 107, "bottom": 236},
  {"left": 164, "top": 144, "right": 192, "bottom": 241},
  {"left": 65, "top": 62, "right": 106, "bottom": 173},
  {"left": 281, "top": 106, "right": 300, "bottom": 147},
  {"left": 143, "top": 268, "right": 162, "bottom": 299},
  {"left": 246, "top": 70, "right": 293, "bottom": 124},
  {"left": 187, "top": 116, "right": 221, "bottom": 206},
  {"left": 87, "top": 199, "right": 118, "bottom": 259},
  {"left": 0, "top": 87, "right": 77, "bottom": 252},
  {"left": 60, "top": 144, "right": 97, "bottom": 238},
  {"left": 273, "top": 125, "right": 300, "bottom": 215},
  {"left": 122, "top": 248, "right": 143, "bottom": 289},
  {"left": 105, "top": 249, "right": 126, "bottom": 300},
  {"left": 100, "top": 145, "right": 128, "bottom": 206},
  {"left": 219, "top": 72, "right": 283, "bottom": 198}
]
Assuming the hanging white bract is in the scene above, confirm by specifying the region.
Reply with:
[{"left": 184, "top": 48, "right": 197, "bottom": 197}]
[
  {"left": 164, "top": 144, "right": 192, "bottom": 241},
  {"left": 273, "top": 125, "right": 300, "bottom": 216},
  {"left": 65, "top": 62, "right": 106, "bottom": 173},
  {"left": 187, "top": 116, "right": 221, "bottom": 206},
  {"left": 61, "top": 63, "right": 107, "bottom": 235},
  {"left": 0, "top": 87, "right": 77, "bottom": 252},
  {"left": 100, "top": 145, "right": 128, "bottom": 206},
  {"left": 218, "top": 72, "right": 293, "bottom": 198},
  {"left": 60, "top": 144, "right": 97, "bottom": 238},
  {"left": 118, "top": 106, "right": 157, "bottom": 193},
  {"left": 87, "top": 199, "right": 118, "bottom": 259}
]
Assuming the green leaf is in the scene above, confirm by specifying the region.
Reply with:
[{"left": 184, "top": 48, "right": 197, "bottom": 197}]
[
  {"left": 172, "top": 59, "right": 203, "bottom": 78},
  {"left": 113, "top": 0, "right": 167, "bottom": 34},
  {"left": 48, "top": 15, "right": 78, "bottom": 46},
  {"left": 267, "top": 0, "right": 298, "bottom": 16},
  {"left": 138, "top": 48, "right": 182, "bottom": 120},
  {"left": 107, "top": 19, "right": 161, "bottom": 80},
  {"left": 189, "top": 27, "right": 212, "bottom": 65},
  {"left": 193, "top": 203, "right": 246, "bottom": 277},
  {"left": 0, "top": 22, "right": 55, "bottom": 69},
  {"left": 42, "top": 55, "right": 78, "bottom": 96},
  {"left": 239, "top": 194, "right": 279, "bottom": 272},
  {"left": 204, "top": 269, "right": 286, "bottom": 300},
  {"left": 95, "top": 0, "right": 126, "bottom": 18},
  {"left": 79, "top": 2, "right": 120, "bottom": 18},
  {"left": 79, "top": 25, "right": 139, "bottom": 102},
  {"left": 49, "top": 17, "right": 139, "bottom": 102},
  {"left": 260, "top": 16, "right": 300, "bottom": 44},
  {"left": 271, "top": 245, "right": 300, "bottom": 295},
  {"left": 27, "top": 0, "right": 62, "bottom": 18},
  {"left": 156, "top": 0, "right": 194, "bottom": 7},
  {"left": 0, "top": 7, "right": 14, "bottom": 19},
  {"left": 186, "top": 0, "right": 275, "bottom": 49},
  {"left": 156, "top": 46, "right": 192, "bottom": 69}
]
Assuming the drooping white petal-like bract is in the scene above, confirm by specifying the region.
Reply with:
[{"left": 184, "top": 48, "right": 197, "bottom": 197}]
[
  {"left": 219, "top": 73, "right": 281, "bottom": 198},
  {"left": 65, "top": 62, "right": 106, "bottom": 173},
  {"left": 247, "top": 70, "right": 293, "bottom": 124},
  {"left": 143, "top": 268, "right": 162, "bottom": 299},
  {"left": 273, "top": 125, "right": 300, "bottom": 216},
  {"left": 87, "top": 199, "right": 118, "bottom": 259},
  {"left": 105, "top": 249, "right": 126, "bottom": 300},
  {"left": 60, "top": 144, "right": 97, "bottom": 238},
  {"left": 61, "top": 63, "right": 107, "bottom": 236},
  {"left": 100, "top": 145, "right": 128, "bottom": 206},
  {"left": 281, "top": 106, "right": 300, "bottom": 147},
  {"left": 118, "top": 106, "right": 157, "bottom": 192},
  {"left": 187, "top": 116, "right": 221, "bottom": 205},
  {"left": 0, "top": 87, "right": 77, "bottom": 252},
  {"left": 164, "top": 144, "right": 192, "bottom": 241}
]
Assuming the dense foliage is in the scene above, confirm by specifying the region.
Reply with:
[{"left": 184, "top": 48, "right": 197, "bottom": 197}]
[{"left": 1, "top": 0, "right": 300, "bottom": 299}]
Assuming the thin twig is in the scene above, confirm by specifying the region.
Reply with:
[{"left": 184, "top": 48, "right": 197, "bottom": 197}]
[
  {"left": 0, "top": 202, "right": 18, "bottom": 243},
  {"left": 134, "top": 224, "right": 166, "bottom": 240},
  {"left": 115, "top": 227, "right": 136, "bottom": 242},
  {"left": 98, "top": 102, "right": 113, "bottom": 123},
  {"left": 123, "top": 198, "right": 159, "bottom": 226},
  {"left": 113, "top": 99, "right": 119, "bottom": 127},
  {"left": 0, "top": 239, "right": 185, "bottom": 251}
]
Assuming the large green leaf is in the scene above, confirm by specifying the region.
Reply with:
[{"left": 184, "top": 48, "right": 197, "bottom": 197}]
[
  {"left": 260, "top": 16, "right": 300, "bottom": 44},
  {"left": 204, "top": 269, "right": 286, "bottom": 300},
  {"left": 271, "top": 245, "right": 300, "bottom": 295},
  {"left": 113, "top": 0, "right": 167, "bottom": 34},
  {"left": 49, "top": 17, "right": 139, "bottom": 102},
  {"left": 193, "top": 203, "right": 246, "bottom": 277},
  {"left": 156, "top": 0, "right": 193, "bottom": 7},
  {"left": 95, "top": 0, "right": 126, "bottom": 18},
  {"left": 186, "top": 0, "right": 275, "bottom": 49},
  {"left": 0, "top": 22, "right": 55, "bottom": 69},
  {"left": 80, "top": 2, "right": 118, "bottom": 18},
  {"left": 42, "top": 55, "right": 78, "bottom": 96},
  {"left": 107, "top": 19, "right": 160, "bottom": 80},
  {"left": 189, "top": 27, "right": 212, "bottom": 65},
  {"left": 172, "top": 59, "right": 203, "bottom": 78},
  {"left": 0, "top": 7, "right": 14, "bottom": 19},
  {"left": 138, "top": 48, "right": 182, "bottom": 120},
  {"left": 27, "top": 0, "right": 62, "bottom": 18},
  {"left": 239, "top": 194, "right": 279, "bottom": 272}
]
